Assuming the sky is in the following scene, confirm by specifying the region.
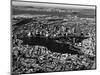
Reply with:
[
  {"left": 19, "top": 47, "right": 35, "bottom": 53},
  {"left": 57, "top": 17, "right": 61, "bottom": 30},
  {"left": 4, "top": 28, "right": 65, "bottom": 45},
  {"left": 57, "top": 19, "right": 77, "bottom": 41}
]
[{"left": 12, "top": 0, "right": 95, "bottom": 10}]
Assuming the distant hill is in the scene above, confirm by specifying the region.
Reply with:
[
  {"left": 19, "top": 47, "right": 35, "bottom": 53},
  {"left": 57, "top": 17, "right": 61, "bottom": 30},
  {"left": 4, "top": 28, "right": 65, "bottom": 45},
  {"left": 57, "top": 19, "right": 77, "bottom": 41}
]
[{"left": 12, "top": 6, "right": 95, "bottom": 18}]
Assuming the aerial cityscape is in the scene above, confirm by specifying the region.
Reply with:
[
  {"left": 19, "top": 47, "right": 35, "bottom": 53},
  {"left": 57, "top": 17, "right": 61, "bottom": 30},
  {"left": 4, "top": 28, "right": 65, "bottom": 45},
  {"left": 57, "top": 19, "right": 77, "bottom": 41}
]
[{"left": 11, "top": 1, "right": 96, "bottom": 74}]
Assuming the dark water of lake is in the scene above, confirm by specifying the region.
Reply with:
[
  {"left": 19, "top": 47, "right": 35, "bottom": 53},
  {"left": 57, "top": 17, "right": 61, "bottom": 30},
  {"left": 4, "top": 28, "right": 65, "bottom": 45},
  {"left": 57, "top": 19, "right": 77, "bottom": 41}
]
[{"left": 20, "top": 36, "right": 80, "bottom": 54}]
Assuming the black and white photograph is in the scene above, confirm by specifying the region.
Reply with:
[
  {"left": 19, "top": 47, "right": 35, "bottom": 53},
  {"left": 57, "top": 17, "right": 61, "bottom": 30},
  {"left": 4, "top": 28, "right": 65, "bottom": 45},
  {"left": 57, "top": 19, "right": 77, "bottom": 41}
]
[{"left": 11, "top": 0, "right": 96, "bottom": 74}]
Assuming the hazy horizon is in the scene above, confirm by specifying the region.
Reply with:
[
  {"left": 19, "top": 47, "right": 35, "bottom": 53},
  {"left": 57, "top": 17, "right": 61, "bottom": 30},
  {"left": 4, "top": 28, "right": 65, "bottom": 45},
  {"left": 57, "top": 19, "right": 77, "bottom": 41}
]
[{"left": 12, "top": 1, "right": 95, "bottom": 10}]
